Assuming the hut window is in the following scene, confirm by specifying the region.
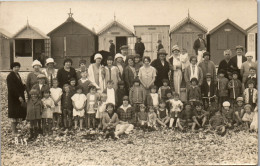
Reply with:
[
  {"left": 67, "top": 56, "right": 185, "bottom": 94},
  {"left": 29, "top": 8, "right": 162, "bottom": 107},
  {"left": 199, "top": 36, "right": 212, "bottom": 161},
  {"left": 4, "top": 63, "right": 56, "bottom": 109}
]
[
  {"left": 15, "top": 40, "right": 32, "bottom": 57},
  {"left": 148, "top": 27, "right": 156, "bottom": 30}
]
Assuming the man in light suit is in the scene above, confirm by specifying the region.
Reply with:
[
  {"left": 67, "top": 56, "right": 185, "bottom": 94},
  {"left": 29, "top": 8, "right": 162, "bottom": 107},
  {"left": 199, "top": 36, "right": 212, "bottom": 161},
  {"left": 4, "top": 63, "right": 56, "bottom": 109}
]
[{"left": 230, "top": 45, "right": 247, "bottom": 81}]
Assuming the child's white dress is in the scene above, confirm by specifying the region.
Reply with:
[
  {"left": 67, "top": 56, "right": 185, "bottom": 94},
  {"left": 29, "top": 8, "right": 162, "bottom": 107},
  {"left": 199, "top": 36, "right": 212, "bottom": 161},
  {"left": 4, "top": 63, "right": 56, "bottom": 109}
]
[
  {"left": 168, "top": 99, "right": 183, "bottom": 112},
  {"left": 150, "top": 93, "right": 159, "bottom": 107},
  {"left": 41, "top": 97, "right": 55, "bottom": 119},
  {"left": 71, "top": 93, "right": 87, "bottom": 117},
  {"left": 50, "top": 87, "right": 63, "bottom": 114},
  {"left": 96, "top": 102, "right": 107, "bottom": 119}
]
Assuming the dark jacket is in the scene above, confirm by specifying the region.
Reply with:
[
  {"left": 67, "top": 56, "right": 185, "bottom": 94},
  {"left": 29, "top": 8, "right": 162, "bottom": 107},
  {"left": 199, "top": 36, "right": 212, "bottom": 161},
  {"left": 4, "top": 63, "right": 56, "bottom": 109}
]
[
  {"left": 109, "top": 43, "right": 116, "bottom": 57},
  {"left": 6, "top": 71, "right": 27, "bottom": 119},
  {"left": 193, "top": 38, "right": 207, "bottom": 55},
  {"left": 230, "top": 55, "right": 247, "bottom": 81},
  {"left": 201, "top": 81, "right": 217, "bottom": 98},
  {"left": 116, "top": 88, "right": 127, "bottom": 107},
  {"left": 57, "top": 67, "right": 77, "bottom": 88},
  {"left": 123, "top": 66, "right": 136, "bottom": 90},
  {"left": 26, "top": 99, "right": 43, "bottom": 120},
  {"left": 31, "top": 83, "right": 50, "bottom": 99},
  {"left": 61, "top": 92, "right": 73, "bottom": 111},
  {"left": 135, "top": 42, "right": 145, "bottom": 56},
  {"left": 151, "top": 59, "right": 170, "bottom": 88},
  {"left": 218, "top": 59, "right": 237, "bottom": 79}
]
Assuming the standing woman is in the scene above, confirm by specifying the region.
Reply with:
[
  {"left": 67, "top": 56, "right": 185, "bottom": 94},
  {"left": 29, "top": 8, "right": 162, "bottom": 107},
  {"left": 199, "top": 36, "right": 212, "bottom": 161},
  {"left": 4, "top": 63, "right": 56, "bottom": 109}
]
[
  {"left": 169, "top": 45, "right": 183, "bottom": 95},
  {"left": 151, "top": 48, "right": 170, "bottom": 88},
  {"left": 138, "top": 56, "right": 157, "bottom": 93},
  {"left": 105, "top": 56, "right": 121, "bottom": 90},
  {"left": 123, "top": 55, "right": 137, "bottom": 91},
  {"left": 42, "top": 58, "right": 58, "bottom": 87},
  {"left": 57, "top": 58, "right": 77, "bottom": 89},
  {"left": 88, "top": 53, "right": 106, "bottom": 92},
  {"left": 6, "top": 62, "right": 27, "bottom": 138},
  {"left": 114, "top": 53, "right": 125, "bottom": 80},
  {"left": 26, "top": 60, "right": 43, "bottom": 92}
]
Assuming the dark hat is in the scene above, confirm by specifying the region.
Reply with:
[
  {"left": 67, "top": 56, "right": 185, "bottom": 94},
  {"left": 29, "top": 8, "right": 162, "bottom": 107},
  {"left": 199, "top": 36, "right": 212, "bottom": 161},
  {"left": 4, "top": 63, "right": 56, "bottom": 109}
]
[
  {"left": 158, "top": 48, "right": 168, "bottom": 55},
  {"left": 64, "top": 58, "right": 73, "bottom": 65},
  {"left": 137, "top": 37, "right": 142, "bottom": 39},
  {"left": 118, "top": 81, "right": 125, "bottom": 85},
  {"left": 11, "top": 62, "right": 21, "bottom": 69},
  {"left": 123, "top": 96, "right": 129, "bottom": 101},
  {"left": 120, "top": 45, "right": 128, "bottom": 50},
  {"left": 134, "top": 54, "right": 141, "bottom": 58},
  {"left": 203, "top": 52, "right": 210, "bottom": 57},
  {"left": 235, "top": 45, "right": 243, "bottom": 50},
  {"left": 79, "top": 59, "right": 86, "bottom": 65},
  {"left": 157, "top": 40, "right": 162, "bottom": 43},
  {"left": 162, "top": 79, "right": 169, "bottom": 84},
  {"left": 232, "top": 71, "right": 239, "bottom": 75},
  {"left": 190, "top": 77, "right": 198, "bottom": 84},
  {"left": 133, "top": 78, "right": 140, "bottom": 83},
  {"left": 206, "top": 73, "right": 212, "bottom": 78},
  {"left": 107, "top": 56, "right": 114, "bottom": 61},
  {"left": 218, "top": 69, "right": 225, "bottom": 75}
]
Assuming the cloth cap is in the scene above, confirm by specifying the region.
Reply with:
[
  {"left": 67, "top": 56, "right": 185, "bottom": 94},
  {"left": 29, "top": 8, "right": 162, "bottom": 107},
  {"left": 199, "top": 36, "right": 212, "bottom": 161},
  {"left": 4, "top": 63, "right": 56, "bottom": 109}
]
[
  {"left": 114, "top": 53, "right": 124, "bottom": 60},
  {"left": 235, "top": 45, "right": 243, "bottom": 51},
  {"left": 123, "top": 96, "right": 129, "bottom": 101},
  {"left": 94, "top": 53, "right": 103, "bottom": 60},
  {"left": 120, "top": 45, "right": 128, "bottom": 50},
  {"left": 223, "top": 101, "right": 230, "bottom": 107},
  {"left": 37, "top": 74, "right": 46, "bottom": 79},
  {"left": 158, "top": 40, "right": 162, "bottom": 43},
  {"left": 11, "top": 62, "right": 21, "bottom": 69},
  {"left": 158, "top": 48, "right": 168, "bottom": 55},
  {"left": 171, "top": 45, "right": 180, "bottom": 51},
  {"left": 45, "top": 58, "right": 55, "bottom": 65},
  {"left": 32, "top": 60, "right": 42, "bottom": 67},
  {"left": 236, "top": 97, "right": 244, "bottom": 102}
]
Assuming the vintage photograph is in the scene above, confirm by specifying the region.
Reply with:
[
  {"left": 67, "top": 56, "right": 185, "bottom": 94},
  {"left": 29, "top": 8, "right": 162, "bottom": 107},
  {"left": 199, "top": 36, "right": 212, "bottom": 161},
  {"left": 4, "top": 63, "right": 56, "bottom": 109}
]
[{"left": 0, "top": 0, "right": 258, "bottom": 165}]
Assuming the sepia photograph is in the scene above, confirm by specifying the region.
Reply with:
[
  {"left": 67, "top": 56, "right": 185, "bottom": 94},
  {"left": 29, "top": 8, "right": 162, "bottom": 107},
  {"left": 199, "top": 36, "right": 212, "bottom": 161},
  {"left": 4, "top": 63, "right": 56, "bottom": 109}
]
[{"left": 0, "top": 0, "right": 258, "bottom": 165}]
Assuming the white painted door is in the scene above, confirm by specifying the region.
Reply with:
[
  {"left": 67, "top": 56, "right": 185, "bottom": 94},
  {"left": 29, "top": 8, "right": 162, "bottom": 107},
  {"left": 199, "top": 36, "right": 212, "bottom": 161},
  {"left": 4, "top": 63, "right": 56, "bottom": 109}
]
[{"left": 127, "top": 36, "right": 136, "bottom": 55}]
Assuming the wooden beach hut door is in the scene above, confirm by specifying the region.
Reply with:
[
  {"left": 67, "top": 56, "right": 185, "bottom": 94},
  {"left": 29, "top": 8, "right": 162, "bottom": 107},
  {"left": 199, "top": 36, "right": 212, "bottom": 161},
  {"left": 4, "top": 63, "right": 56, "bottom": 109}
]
[
  {"left": 247, "top": 33, "right": 257, "bottom": 61},
  {"left": 141, "top": 33, "right": 162, "bottom": 61},
  {"left": 116, "top": 37, "right": 127, "bottom": 54}
]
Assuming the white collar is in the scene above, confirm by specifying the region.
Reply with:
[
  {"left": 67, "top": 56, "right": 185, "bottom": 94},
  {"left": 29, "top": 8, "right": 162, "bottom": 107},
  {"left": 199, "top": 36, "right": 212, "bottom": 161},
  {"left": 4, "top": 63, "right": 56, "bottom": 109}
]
[
  {"left": 120, "top": 104, "right": 131, "bottom": 109},
  {"left": 249, "top": 74, "right": 256, "bottom": 78}
]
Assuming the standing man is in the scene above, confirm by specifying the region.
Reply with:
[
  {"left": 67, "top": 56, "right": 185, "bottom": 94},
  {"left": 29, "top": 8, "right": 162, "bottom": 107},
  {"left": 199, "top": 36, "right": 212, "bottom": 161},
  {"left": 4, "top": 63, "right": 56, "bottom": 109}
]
[
  {"left": 120, "top": 45, "right": 128, "bottom": 62},
  {"left": 109, "top": 40, "right": 115, "bottom": 58},
  {"left": 193, "top": 33, "right": 207, "bottom": 62},
  {"left": 157, "top": 40, "right": 164, "bottom": 52},
  {"left": 134, "top": 37, "right": 145, "bottom": 59},
  {"left": 230, "top": 45, "right": 247, "bottom": 81},
  {"left": 218, "top": 49, "right": 237, "bottom": 79},
  {"left": 198, "top": 52, "right": 216, "bottom": 82}
]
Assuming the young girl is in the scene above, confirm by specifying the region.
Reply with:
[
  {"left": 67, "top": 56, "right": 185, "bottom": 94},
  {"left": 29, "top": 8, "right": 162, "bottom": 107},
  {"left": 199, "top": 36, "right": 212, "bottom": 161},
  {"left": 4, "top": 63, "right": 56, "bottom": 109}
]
[
  {"left": 157, "top": 100, "right": 169, "bottom": 127},
  {"left": 26, "top": 89, "right": 43, "bottom": 140},
  {"left": 168, "top": 92, "right": 183, "bottom": 129},
  {"left": 147, "top": 106, "right": 158, "bottom": 131},
  {"left": 41, "top": 90, "right": 55, "bottom": 136},
  {"left": 78, "top": 71, "right": 92, "bottom": 95},
  {"left": 137, "top": 104, "right": 148, "bottom": 130},
  {"left": 233, "top": 97, "right": 245, "bottom": 126},
  {"left": 61, "top": 84, "right": 73, "bottom": 130},
  {"left": 86, "top": 86, "right": 99, "bottom": 130},
  {"left": 50, "top": 78, "right": 63, "bottom": 130},
  {"left": 96, "top": 93, "right": 108, "bottom": 130},
  {"left": 102, "top": 103, "right": 119, "bottom": 139},
  {"left": 187, "top": 78, "right": 201, "bottom": 106},
  {"left": 146, "top": 85, "right": 159, "bottom": 109},
  {"left": 71, "top": 86, "right": 87, "bottom": 130},
  {"left": 158, "top": 79, "right": 171, "bottom": 101}
]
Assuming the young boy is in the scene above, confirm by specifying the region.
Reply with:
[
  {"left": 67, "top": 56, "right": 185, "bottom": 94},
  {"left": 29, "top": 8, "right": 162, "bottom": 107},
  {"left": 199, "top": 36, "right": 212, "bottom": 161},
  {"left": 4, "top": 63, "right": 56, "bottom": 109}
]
[
  {"left": 116, "top": 81, "right": 127, "bottom": 109},
  {"left": 233, "top": 97, "right": 245, "bottom": 126},
  {"left": 146, "top": 85, "right": 159, "bottom": 109},
  {"left": 228, "top": 71, "right": 242, "bottom": 106},
  {"left": 69, "top": 77, "right": 77, "bottom": 95},
  {"left": 61, "top": 84, "right": 73, "bottom": 130},
  {"left": 201, "top": 73, "right": 217, "bottom": 109},
  {"left": 187, "top": 78, "right": 201, "bottom": 106},
  {"left": 244, "top": 67, "right": 257, "bottom": 89},
  {"left": 157, "top": 100, "right": 170, "bottom": 127},
  {"left": 168, "top": 92, "right": 183, "bottom": 129},
  {"left": 221, "top": 101, "right": 234, "bottom": 128},
  {"left": 192, "top": 102, "right": 208, "bottom": 131},
  {"left": 158, "top": 79, "right": 171, "bottom": 101},
  {"left": 86, "top": 86, "right": 99, "bottom": 130},
  {"left": 103, "top": 80, "right": 117, "bottom": 106},
  {"left": 129, "top": 78, "right": 146, "bottom": 111},
  {"left": 209, "top": 111, "right": 227, "bottom": 136},
  {"left": 180, "top": 102, "right": 193, "bottom": 130},
  {"left": 32, "top": 74, "right": 50, "bottom": 99},
  {"left": 78, "top": 71, "right": 92, "bottom": 95},
  {"left": 243, "top": 80, "right": 258, "bottom": 109},
  {"left": 217, "top": 69, "right": 229, "bottom": 108}
]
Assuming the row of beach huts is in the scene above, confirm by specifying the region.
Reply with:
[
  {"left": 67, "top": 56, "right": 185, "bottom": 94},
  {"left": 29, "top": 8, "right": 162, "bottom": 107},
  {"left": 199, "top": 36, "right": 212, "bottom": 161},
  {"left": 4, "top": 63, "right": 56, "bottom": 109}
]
[{"left": 0, "top": 11, "right": 257, "bottom": 70}]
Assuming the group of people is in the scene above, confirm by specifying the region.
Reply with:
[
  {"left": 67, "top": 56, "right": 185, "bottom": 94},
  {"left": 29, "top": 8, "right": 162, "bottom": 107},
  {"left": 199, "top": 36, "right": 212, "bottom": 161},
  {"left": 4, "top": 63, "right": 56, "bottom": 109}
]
[{"left": 6, "top": 43, "right": 258, "bottom": 142}]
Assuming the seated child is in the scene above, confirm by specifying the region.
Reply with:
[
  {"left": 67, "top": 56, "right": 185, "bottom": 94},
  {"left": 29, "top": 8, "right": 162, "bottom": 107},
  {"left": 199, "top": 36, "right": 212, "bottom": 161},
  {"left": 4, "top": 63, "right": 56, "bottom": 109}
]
[
  {"left": 209, "top": 111, "right": 227, "bottom": 136},
  {"left": 187, "top": 78, "right": 201, "bottom": 106},
  {"left": 192, "top": 102, "right": 209, "bottom": 131},
  {"left": 242, "top": 104, "right": 254, "bottom": 129},
  {"left": 156, "top": 100, "right": 169, "bottom": 127},
  {"left": 168, "top": 92, "right": 183, "bottom": 129},
  {"left": 158, "top": 79, "right": 171, "bottom": 101},
  {"left": 250, "top": 105, "right": 258, "bottom": 132},
  {"left": 137, "top": 104, "right": 148, "bottom": 130},
  {"left": 146, "top": 85, "right": 159, "bottom": 109},
  {"left": 233, "top": 97, "right": 245, "bottom": 126},
  {"left": 102, "top": 103, "right": 119, "bottom": 139},
  {"left": 147, "top": 106, "right": 158, "bottom": 131},
  {"left": 180, "top": 102, "right": 193, "bottom": 129},
  {"left": 221, "top": 101, "right": 234, "bottom": 128}
]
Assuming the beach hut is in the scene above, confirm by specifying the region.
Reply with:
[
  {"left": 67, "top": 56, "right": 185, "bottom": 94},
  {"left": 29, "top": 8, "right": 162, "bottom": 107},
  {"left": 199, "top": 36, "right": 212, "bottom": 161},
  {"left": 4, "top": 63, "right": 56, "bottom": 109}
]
[
  {"left": 0, "top": 29, "right": 12, "bottom": 70},
  {"left": 98, "top": 18, "right": 135, "bottom": 55},
  {"left": 134, "top": 25, "right": 170, "bottom": 61},
  {"left": 169, "top": 13, "right": 207, "bottom": 56},
  {"left": 208, "top": 19, "right": 246, "bottom": 65},
  {"left": 12, "top": 22, "right": 50, "bottom": 70},
  {"left": 47, "top": 11, "right": 97, "bottom": 68},
  {"left": 246, "top": 23, "right": 257, "bottom": 61}
]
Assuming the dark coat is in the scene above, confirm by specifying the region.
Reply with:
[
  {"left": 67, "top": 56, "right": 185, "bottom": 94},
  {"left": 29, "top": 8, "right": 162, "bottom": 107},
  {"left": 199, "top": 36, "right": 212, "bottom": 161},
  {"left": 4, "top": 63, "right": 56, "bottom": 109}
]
[
  {"left": 230, "top": 55, "right": 247, "bottom": 81},
  {"left": 57, "top": 67, "right": 77, "bottom": 88},
  {"left": 123, "top": 66, "right": 136, "bottom": 90},
  {"left": 109, "top": 43, "right": 116, "bottom": 57},
  {"left": 218, "top": 59, "right": 237, "bottom": 79},
  {"left": 134, "top": 42, "right": 145, "bottom": 57},
  {"left": 193, "top": 38, "right": 207, "bottom": 55},
  {"left": 151, "top": 59, "right": 170, "bottom": 88},
  {"left": 26, "top": 99, "right": 43, "bottom": 120},
  {"left": 6, "top": 71, "right": 27, "bottom": 119},
  {"left": 201, "top": 81, "right": 217, "bottom": 98}
]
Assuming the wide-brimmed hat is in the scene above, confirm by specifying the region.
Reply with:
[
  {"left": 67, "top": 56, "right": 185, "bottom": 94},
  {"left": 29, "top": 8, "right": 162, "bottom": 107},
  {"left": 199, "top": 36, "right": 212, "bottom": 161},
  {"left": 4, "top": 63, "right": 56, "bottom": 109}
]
[
  {"left": 171, "top": 45, "right": 180, "bottom": 52},
  {"left": 94, "top": 53, "right": 103, "bottom": 60},
  {"left": 235, "top": 45, "right": 243, "bottom": 51},
  {"left": 32, "top": 60, "right": 42, "bottom": 67},
  {"left": 245, "top": 52, "right": 253, "bottom": 57},
  {"left": 158, "top": 48, "right": 168, "bottom": 55},
  {"left": 45, "top": 58, "right": 55, "bottom": 65},
  {"left": 120, "top": 45, "right": 128, "bottom": 50},
  {"left": 114, "top": 53, "right": 124, "bottom": 60}
]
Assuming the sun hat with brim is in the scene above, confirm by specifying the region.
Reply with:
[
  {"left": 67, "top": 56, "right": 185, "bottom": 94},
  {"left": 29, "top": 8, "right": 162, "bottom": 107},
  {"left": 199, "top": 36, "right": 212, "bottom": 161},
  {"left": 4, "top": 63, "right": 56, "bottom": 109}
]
[
  {"left": 171, "top": 45, "right": 180, "bottom": 52},
  {"left": 158, "top": 48, "right": 168, "bottom": 55},
  {"left": 245, "top": 52, "right": 253, "bottom": 57},
  {"left": 32, "top": 60, "right": 42, "bottom": 67},
  {"left": 94, "top": 53, "right": 103, "bottom": 60},
  {"left": 37, "top": 74, "right": 46, "bottom": 79},
  {"left": 223, "top": 101, "right": 230, "bottom": 107},
  {"left": 45, "top": 58, "right": 55, "bottom": 65},
  {"left": 114, "top": 53, "right": 124, "bottom": 60},
  {"left": 244, "top": 104, "right": 252, "bottom": 110}
]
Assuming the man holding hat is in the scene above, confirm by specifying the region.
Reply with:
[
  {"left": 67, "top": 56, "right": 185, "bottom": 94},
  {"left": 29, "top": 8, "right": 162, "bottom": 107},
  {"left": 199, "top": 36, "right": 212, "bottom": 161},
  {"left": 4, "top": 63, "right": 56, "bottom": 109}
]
[
  {"left": 198, "top": 52, "right": 216, "bottom": 82},
  {"left": 157, "top": 40, "right": 164, "bottom": 52},
  {"left": 193, "top": 33, "right": 207, "bottom": 56},
  {"left": 109, "top": 40, "right": 115, "bottom": 58},
  {"left": 134, "top": 37, "right": 145, "bottom": 59},
  {"left": 120, "top": 45, "right": 128, "bottom": 62},
  {"left": 230, "top": 45, "right": 247, "bottom": 81}
]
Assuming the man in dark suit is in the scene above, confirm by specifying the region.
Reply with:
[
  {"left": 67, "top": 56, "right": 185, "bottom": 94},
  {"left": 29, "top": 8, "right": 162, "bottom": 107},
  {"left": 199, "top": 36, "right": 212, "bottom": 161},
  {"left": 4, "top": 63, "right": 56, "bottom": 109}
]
[
  {"left": 157, "top": 40, "right": 164, "bottom": 52},
  {"left": 218, "top": 49, "right": 237, "bottom": 79},
  {"left": 193, "top": 33, "right": 207, "bottom": 55},
  {"left": 230, "top": 45, "right": 247, "bottom": 81},
  {"left": 109, "top": 40, "right": 115, "bottom": 58},
  {"left": 134, "top": 37, "right": 145, "bottom": 58}
]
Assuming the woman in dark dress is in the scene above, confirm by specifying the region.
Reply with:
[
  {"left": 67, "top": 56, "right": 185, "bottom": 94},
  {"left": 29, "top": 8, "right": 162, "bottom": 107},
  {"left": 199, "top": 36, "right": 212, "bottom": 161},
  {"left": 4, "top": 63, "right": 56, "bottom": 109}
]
[
  {"left": 6, "top": 62, "right": 27, "bottom": 137},
  {"left": 151, "top": 48, "right": 171, "bottom": 88},
  {"left": 57, "top": 58, "right": 77, "bottom": 88}
]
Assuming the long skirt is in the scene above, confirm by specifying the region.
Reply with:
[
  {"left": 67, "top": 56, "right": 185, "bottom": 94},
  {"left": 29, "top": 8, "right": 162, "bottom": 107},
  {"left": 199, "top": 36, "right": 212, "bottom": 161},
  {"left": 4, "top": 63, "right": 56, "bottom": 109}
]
[{"left": 173, "top": 69, "right": 182, "bottom": 95}]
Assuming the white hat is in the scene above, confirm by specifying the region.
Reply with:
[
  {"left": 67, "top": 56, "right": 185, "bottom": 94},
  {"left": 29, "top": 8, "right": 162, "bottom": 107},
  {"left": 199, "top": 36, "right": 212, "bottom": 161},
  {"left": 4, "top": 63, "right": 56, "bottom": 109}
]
[
  {"left": 171, "top": 45, "right": 180, "bottom": 51},
  {"left": 45, "top": 58, "right": 55, "bottom": 65},
  {"left": 32, "top": 60, "right": 42, "bottom": 67},
  {"left": 94, "top": 53, "right": 103, "bottom": 60},
  {"left": 114, "top": 53, "right": 124, "bottom": 60},
  {"left": 245, "top": 52, "right": 253, "bottom": 57},
  {"left": 223, "top": 101, "right": 230, "bottom": 107}
]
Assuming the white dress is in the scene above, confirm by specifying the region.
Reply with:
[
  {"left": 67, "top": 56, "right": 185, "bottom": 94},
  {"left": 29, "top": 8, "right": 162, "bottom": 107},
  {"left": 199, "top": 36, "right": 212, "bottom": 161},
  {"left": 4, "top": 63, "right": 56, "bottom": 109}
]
[
  {"left": 50, "top": 87, "right": 63, "bottom": 114},
  {"left": 172, "top": 55, "right": 182, "bottom": 95},
  {"left": 96, "top": 101, "right": 107, "bottom": 119},
  {"left": 71, "top": 93, "right": 87, "bottom": 117},
  {"left": 41, "top": 97, "right": 55, "bottom": 119}
]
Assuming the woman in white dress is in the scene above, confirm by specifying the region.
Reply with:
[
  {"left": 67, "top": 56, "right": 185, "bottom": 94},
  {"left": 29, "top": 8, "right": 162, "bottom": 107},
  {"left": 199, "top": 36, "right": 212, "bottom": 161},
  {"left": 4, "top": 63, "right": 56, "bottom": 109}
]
[{"left": 169, "top": 45, "right": 182, "bottom": 95}]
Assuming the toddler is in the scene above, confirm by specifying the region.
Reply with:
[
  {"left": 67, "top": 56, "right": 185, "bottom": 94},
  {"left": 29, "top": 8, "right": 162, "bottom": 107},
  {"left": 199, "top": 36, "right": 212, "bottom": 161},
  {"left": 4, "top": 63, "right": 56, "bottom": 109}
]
[
  {"left": 233, "top": 97, "right": 245, "bottom": 126},
  {"left": 137, "top": 104, "right": 148, "bottom": 130},
  {"left": 156, "top": 100, "right": 169, "bottom": 127},
  {"left": 146, "top": 85, "right": 159, "bottom": 109}
]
